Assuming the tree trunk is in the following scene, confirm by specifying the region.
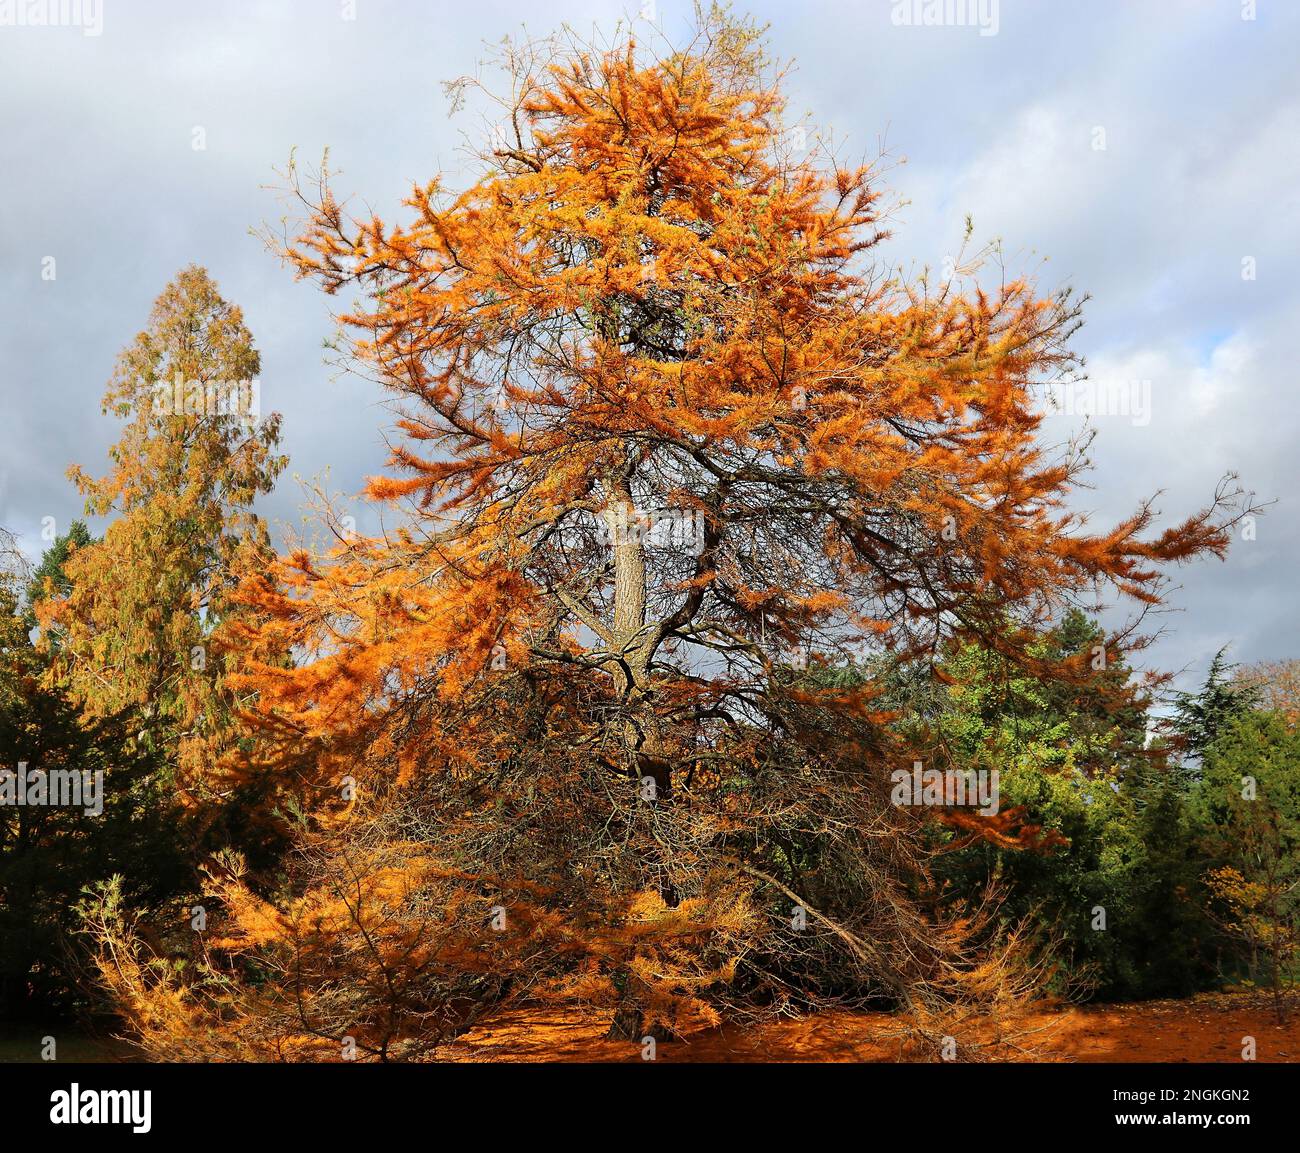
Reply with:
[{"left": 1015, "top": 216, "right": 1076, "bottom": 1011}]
[{"left": 605, "top": 1003, "right": 645, "bottom": 1041}]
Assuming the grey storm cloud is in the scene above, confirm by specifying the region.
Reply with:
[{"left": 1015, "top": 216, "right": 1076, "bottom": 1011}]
[{"left": 1, "top": 0, "right": 1296, "bottom": 694}]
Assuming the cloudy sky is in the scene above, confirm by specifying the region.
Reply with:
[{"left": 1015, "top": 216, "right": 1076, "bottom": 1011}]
[{"left": 1, "top": 0, "right": 1296, "bottom": 694}]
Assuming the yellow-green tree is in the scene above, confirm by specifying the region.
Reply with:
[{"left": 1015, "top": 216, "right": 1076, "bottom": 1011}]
[{"left": 40, "top": 265, "right": 286, "bottom": 790}]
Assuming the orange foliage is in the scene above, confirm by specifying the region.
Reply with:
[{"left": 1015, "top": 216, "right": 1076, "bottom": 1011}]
[{"left": 112, "top": 10, "right": 1251, "bottom": 1056}]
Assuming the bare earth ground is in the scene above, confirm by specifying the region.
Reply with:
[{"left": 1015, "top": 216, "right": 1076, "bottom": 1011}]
[{"left": 445, "top": 989, "right": 1300, "bottom": 1063}]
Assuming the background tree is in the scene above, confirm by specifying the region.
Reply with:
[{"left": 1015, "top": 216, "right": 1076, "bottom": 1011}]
[
  {"left": 0, "top": 526, "right": 29, "bottom": 585},
  {"left": 40, "top": 265, "right": 287, "bottom": 797},
  {"left": 1235, "top": 659, "right": 1300, "bottom": 726},
  {"left": 0, "top": 566, "right": 185, "bottom": 1019},
  {"left": 1166, "top": 649, "right": 1259, "bottom": 776},
  {"left": 1, "top": 269, "right": 288, "bottom": 1023},
  {"left": 1196, "top": 708, "right": 1300, "bottom": 1021},
  {"left": 23, "top": 520, "right": 94, "bottom": 636},
  {"left": 891, "top": 610, "right": 1217, "bottom": 1000}
]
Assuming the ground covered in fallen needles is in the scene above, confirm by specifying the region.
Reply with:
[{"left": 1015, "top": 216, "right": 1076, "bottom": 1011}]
[
  {"left": 3, "top": 990, "right": 1293, "bottom": 1063},
  {"left": 445, "top": 990, "right": 1300, "bottom": 1063}
]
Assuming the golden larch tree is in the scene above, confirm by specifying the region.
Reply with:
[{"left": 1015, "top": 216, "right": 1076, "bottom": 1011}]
[{"left": 87, "top": 11, "right": 1251, "bottom": 1055}]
